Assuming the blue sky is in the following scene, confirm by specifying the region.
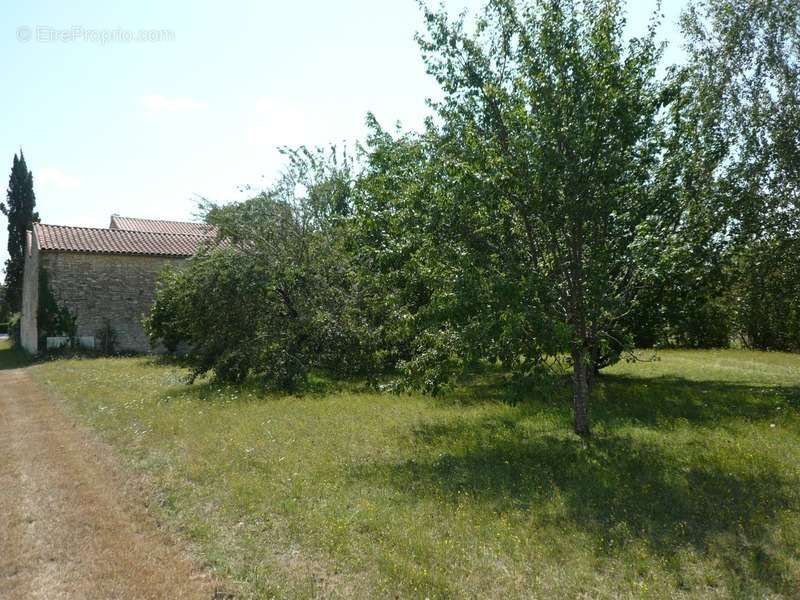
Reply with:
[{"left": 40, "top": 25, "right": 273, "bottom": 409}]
[{"left": 1, "top": 0, "right": 686, "bottom": 265}]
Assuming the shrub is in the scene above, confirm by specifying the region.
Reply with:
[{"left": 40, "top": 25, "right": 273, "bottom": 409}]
[
  {"left": 146, "top": 147, "right": 378, "bottom": 388},
  {"left": 95, "top": 319, "right": 118, "bottom": 355},
  {"left": 8, "top": 313, "right": 20, "bottom": 345},
  {"left": 37, "top": 268, "right": 77, "bottom": 348},
  {"left": 730, "top": 236, "right": 800, "bottom": 351}
]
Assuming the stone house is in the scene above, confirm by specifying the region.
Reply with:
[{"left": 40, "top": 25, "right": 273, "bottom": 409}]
[{"left": 20, "top": 216, "right": 214, "bottom": 354}]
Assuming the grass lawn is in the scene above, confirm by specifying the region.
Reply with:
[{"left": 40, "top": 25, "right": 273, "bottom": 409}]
[{"left": 26, "top": 347, "right": 800, "bottom": 598}]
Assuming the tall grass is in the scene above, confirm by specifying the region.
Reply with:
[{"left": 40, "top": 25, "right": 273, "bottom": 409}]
[{"left": 31, "top": 349, "right": 800, "bottom": 598}]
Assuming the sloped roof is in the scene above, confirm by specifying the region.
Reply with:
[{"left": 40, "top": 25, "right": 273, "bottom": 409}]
[
  {"left": 34, "top": 223, "right": 212, "bottom": 257},
  {"left": 109, "top": 215, "right": 214, "bottom": 236}
]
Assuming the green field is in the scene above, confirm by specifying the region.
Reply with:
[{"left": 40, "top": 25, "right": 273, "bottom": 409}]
[{"left": 25, "top": 347, "right": 800, "bottom": 598}]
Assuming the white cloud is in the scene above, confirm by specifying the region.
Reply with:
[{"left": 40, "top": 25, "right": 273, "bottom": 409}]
[
  {"left": 140, "top": 95, "right": 207, "bottom": 113},
  {"left": 38, "top": 167, "right": 81, "bottom": 190}
]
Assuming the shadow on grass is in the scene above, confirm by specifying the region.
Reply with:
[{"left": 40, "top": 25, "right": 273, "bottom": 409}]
[
  {"left": 149, "top": 355, "right": 376, "bottom": 405},
  {"left": 443, "top": 370, "right": 799, "bottom": 428},
  {"left": 351, "top": 374, "right": 800, "bottom": 593},
  {"left": 592, "top": 374, "right": 800, "bottom": 429},
  {"left": 351, "top": 427, "right": 796, "bottom": 591},
  {"left": 154, "top": 374, "right": 350, "bottom": 406},
  {"left": 0, "top": 339, "right": 32, "bottom": 370}
]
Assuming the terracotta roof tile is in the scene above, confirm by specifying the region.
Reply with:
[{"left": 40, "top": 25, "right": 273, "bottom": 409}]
[
  {"left": 109, "top": 215, "right": 214, "bottom": 236},
  {"left": 34, "top": 223, "right": 213, "bottom": 257}
]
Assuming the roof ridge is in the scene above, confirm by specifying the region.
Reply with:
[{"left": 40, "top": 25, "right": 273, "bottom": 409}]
[
  {"left": 112, "top": 215, "right": 207, "bottom": 225},
  {"left": 34, "top": 221, "right": 219, "bottom": 257},
  {"left": 35, "top": 222, "right": 212, "bottom": 238}
]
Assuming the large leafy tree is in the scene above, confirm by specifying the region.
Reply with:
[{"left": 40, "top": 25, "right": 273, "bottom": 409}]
[
  {"left": 2, "top": 151, "right": 39, "bottom": 312},
  {"left": 351, "top": 117, "right": 461, "bottom": 386},
  {"left": 623, "top": 56, "right": 733, "bottom": 349},
  {"left": 395, "top": 0, "right": 669, "bottom": 435},
  {"left": 676, "top": 0, "right": 800, "bottom": 350}
]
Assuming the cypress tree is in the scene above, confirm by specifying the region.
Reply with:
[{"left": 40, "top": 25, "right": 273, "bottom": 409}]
[{"left": 1, "top": 151, "right": 39, "bottom": 312}]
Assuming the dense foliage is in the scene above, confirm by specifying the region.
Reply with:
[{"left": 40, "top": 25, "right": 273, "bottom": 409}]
[
  {"left": 146, "top": 0, "right": 799, "bottom": 435},
  {"left": 2, "top": 151, "right": 39, "bottom": 313},
  {"left": 146, "top": 147, "right": 378, "bottom": 388},
  {"left": 688, "top": 0, "right": 799, "bottom": 351},
  {"left": 628, "top": 0, "right": 800, "bottom": 350},
  {"left": 0, "top": 284, "right": 9, "bottom": 325},
  {"left": 37, "top": 268, "right": 77, "bottom": 345}
]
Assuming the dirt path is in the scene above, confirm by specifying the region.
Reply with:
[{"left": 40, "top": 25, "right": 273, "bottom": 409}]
[{"left": 0, "top": 367, "right": 220, "bottom": 599}]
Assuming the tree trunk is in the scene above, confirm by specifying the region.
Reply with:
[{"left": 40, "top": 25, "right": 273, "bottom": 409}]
[
  {"left": 587, "top": 340, "right": 600, "bottom": 390},
  {"left": 567, "top": 219, "right": 590, "bottom": 436},
  {"left": 571, "top": 345, "right": 591, "bottom": 437}
]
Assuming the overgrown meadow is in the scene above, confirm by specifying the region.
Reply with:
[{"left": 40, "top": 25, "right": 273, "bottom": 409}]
[{"left": 33, "top": 349, "right": 800, "bottom": 598}]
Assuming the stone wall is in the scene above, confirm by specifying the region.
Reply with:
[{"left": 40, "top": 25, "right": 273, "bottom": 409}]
[
  {"left": 20, "top": 232, "right": 40, "bottom": 353},
  {"left": 37, "top": 252, "right": 184, "bottom": 353}
]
